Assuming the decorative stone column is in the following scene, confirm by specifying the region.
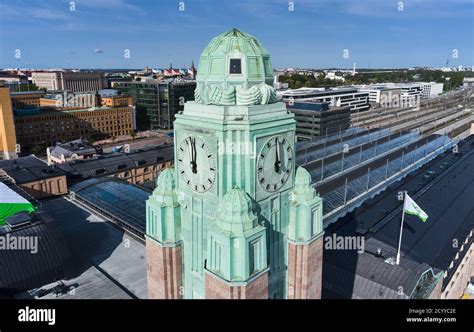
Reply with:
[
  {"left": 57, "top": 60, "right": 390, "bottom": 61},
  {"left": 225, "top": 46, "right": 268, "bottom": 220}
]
[
  {"left": 287, "top": 167, "right": 324, "bottom": 299},
  {"left": 146, "top": 168, "right": 183, "bottom": 299},
  {"left": 205, "top": 188, "right": 269, "bottom": 299}
]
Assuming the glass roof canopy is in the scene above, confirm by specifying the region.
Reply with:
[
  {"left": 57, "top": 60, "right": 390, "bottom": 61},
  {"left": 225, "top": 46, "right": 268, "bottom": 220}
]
[{"left": 69, "top": 178, "right": 150, "bottom": 239}]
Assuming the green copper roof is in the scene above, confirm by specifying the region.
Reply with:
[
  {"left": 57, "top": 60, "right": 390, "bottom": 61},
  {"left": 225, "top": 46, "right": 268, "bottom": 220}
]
[
  {"left": 214, "top": 188, "right": 259, "bottom": 237},
  {"left": 150, "top": 168, "right": 179, "bottom": 207},
  {"left": 295, "top": 166, "right": 312, "bottom": 188},
  {"left": 196, "top": 28, "right": 274, "bottom": 89},
  {"left": 200, "top": 28, "right": 270, "bottom": 58}
]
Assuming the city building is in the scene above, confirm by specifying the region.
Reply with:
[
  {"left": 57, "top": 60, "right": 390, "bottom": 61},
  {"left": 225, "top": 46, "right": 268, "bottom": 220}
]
[
  {"left": 418, "top": 82, "right": 444, "bottom": 99},
  {"left": 13, "top": 104, "right": 135, "bottom": 151},
  {"left": 0, "top": 155, "right": 68, "bottom": 199},
  {"left": 31, "top": 71, "right": 106, "bottom": 92},
  {"left": 279, "top": 87, "right": 370, "bottom": 112},
  {"left": 106, "top": 73, "right": 131, "bottom": 88},
  {"left": 398, "top": 84, "right": 421, "bottom": 106},
  {"left": 355, "top": 82, "right": 441, "bottom": 107},
  {"left": 57, "top": 144, "right": 173, "bottom": 186},
  {"left": 0, "top": 72, "right": 30, "bottom": 91},
  {"left": 0, "top": 82, "right": 18, "bottom": 159},
  {"left": 9, "top": 91, "right": 135, "bottom": 152},
  {"left": 10, "top": 91, "right": 46, "bottom": 109},
  {"left": 146, "top": 29, "right": 324, "bottom": 299},
  {"left": 325, "top": 72, "right": 345, "bottom": 82},
  {"left": 40, "top": 91, "right": 97, "bottom": 109},
  {"left": 463, "top": 77, "right": 474, "bottom": 88},
  {"left": 355, "top": 85, "right": 402, "bottom": 107},
  {"left": 287, "top": 101, "right": 351, "bottom": 140},
  {"left": 47, "top": 138, "right": 102, "bottom": 164},
  {"left": 115, "top": 78, "right": 196, "bottom": 130}
]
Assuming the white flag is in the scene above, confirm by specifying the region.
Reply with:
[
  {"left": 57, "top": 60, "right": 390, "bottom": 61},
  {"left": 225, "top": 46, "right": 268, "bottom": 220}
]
[{"left": 403, "top": 194, "right": 428, "bottom": 222}]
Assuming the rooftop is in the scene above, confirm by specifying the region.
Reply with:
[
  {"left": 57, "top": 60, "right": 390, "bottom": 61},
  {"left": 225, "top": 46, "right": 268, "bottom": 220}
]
[
  {"left": 322, "top": 134, "right": 474, "bottom": 298},
  {"left": 0, "top": 155, "right": 66, "bottom": 184},
  {"left": 57, "top": 144, "right": 173, "bottom": 182},
  {"left": 17, "top": 197, "right": 147, "bottom": 299},
  {"left": 281, "top": 87, "right": 362, "bottom": 97},
  {"left": 0, "top": 207, "right": 72, "bottom": 296},
  {"left": 10, "top": 90, "right": 46, "bottom": 96},
  {"left": 48, "top": 139, "right": 99, "bottom": 159}
]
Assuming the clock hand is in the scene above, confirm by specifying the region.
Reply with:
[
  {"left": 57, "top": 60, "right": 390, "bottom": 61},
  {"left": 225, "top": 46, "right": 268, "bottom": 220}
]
[
  {"left": 274, "top": 137, "right": 281, "bottom": 173},
  {"left": 188, "top": 138, "right": 197, "bottom": 174},
  {"left": 191, "top": 137, "right": 197, "bottom": 174},
  {"left": 188, "top": 138, "right": 193, "bottom": 168}
]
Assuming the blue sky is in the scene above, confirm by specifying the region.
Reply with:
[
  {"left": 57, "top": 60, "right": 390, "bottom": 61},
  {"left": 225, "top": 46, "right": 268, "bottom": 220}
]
[{"left": 0, "top": 0, "right": 473, "bottom": 69}]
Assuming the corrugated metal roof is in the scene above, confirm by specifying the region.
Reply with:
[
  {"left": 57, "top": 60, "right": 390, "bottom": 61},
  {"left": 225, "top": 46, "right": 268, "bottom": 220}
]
[{"left": 0, "top": 215, "right": 72, "bottom": 294}]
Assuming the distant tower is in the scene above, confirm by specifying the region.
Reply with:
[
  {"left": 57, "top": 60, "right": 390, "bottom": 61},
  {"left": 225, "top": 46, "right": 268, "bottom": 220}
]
[
  {"left": 352, "top": 62, "right": 356, "bottom": 76},
  {"left": 190, "top": 61, "right": 197, "bottom": 79},
  {"left": 146, "top": 28, "right": 324, "bottom": 299}
]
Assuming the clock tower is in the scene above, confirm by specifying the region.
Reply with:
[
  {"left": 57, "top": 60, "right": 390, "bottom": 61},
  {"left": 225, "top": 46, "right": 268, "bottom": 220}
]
[{"left": 146, "top": 28, "right": 323, "bottom": 299}]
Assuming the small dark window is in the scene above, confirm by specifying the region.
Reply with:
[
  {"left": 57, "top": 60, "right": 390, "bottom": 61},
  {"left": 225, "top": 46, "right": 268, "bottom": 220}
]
[{"left": 229, "top": 59, "right": 242, "bottom": 74}]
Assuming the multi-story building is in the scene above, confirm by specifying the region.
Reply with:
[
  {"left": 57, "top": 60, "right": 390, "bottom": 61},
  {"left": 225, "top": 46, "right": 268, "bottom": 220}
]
[
  {"left": 0, "top": 155, "right": 68, "bottom": 199},
  {"left": 287, "top": 101, "right": 351, "bottom": 140},
  {"left": 115, "top": 78, "right": 196, "bottom": 130},
  {"left": 279, "top": 87, "right": 369, "bottom": 112},
  {"left": 13, "top": 103, "right": 135, "bottom": 149},
  {"left": 0, "top": 72, "right": 30, "bottom": 91},
  {"left": 31, "top": 71, "right": 106, "bottom": 92},
  {"left": 355, "top": 83, "right": 422, "bottom": 107},
  {"left": 418, "top": 82, "right": 444, "bottom": 99},
  {"left": 59, "top": 144, "right": 174, "bottom": 186},
  {"left": 397, "top": 84, "right": 422, "bottom": 106},
  {"left": 10, "top": 91, "right": 46, "bottom": 109},
  {"left": 40, "top": 92, "right": 97, "bottom": 109},
  {"left": 463, "top": 77, "right": 474, "bottom": 88},
  {"left": 355, "top": 85, "right": 401, "bottom": 107},
  {"left": 0, "top": 82, "right": 18, "bottom": 159}
]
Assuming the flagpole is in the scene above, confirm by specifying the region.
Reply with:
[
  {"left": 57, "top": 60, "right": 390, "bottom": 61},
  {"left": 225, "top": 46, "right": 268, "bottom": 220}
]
[{"left": 396, "top": 197, "right": 406, "bottom": 265}]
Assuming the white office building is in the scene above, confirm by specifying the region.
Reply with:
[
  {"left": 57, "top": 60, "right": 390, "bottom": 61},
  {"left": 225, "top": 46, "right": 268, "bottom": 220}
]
[
  {"left": 418, "top": 82, "right": 444, "bottom": 99},
  {"left": 279, "top": 87, "right": 369, "bottom": 112}
]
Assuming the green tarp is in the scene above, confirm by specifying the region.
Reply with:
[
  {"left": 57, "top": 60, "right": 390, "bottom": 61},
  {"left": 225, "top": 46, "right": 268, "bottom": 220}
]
[{"left": 0, "top": 182, "right": 36, "bottom": 225}]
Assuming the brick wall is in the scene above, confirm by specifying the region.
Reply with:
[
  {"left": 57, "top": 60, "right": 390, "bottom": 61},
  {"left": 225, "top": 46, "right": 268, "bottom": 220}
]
[
  {"left": 287, "top": 235, "right": 323, "bottom": 299},
  {"left": 205, "top": 271, "right": 268, "bottom": 299},
  {"left": 146, "top": 238, "right": 183, "bottom": 299}
]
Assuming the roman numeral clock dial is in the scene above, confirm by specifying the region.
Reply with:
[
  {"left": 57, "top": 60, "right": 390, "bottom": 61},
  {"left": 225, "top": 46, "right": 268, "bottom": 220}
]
[
  {"left": 177, "top": 136, "right": 216, "bottom": 193},
  {"left": 257, "top": 135, "right": 293, "bottom": 193}
]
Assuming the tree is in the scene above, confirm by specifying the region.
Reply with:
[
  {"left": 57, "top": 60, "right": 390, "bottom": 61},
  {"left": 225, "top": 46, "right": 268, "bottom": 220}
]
[{"left": 18, "top": 84, "right": 41, "bottom": 92}]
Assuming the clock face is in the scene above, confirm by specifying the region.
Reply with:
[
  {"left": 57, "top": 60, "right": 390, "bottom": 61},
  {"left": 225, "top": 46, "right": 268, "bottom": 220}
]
[
  {"left": 256, "top": 135, "right": 293, "bottom": 193},
  {"left": 177, "top": 136, "right": 216, "bottom": 193}
]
